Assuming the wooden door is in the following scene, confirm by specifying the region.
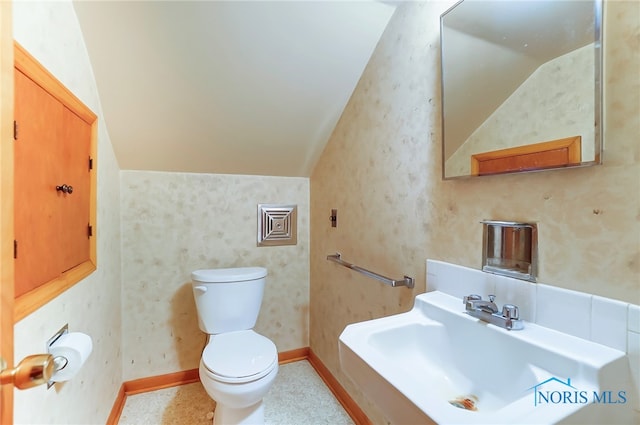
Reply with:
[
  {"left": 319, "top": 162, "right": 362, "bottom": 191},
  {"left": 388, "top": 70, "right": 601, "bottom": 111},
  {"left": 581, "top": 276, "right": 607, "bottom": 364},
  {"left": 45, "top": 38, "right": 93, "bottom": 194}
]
[
  {"left": 13, "top": 42, "right": 97, "bottom": 322},
  {"left": 14, "top": 68, "right": 64, "bottom": 297},
  {"left": 0, "top": 1, "right": 14, "bottom": 423}
]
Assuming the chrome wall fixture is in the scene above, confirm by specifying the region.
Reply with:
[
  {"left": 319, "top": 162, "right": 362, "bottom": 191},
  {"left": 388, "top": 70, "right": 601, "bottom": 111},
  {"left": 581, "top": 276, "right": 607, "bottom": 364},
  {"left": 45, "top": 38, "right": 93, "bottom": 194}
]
[
  {"left": 481, "top": 220, "right": 538, "bottom": 282},
  {"left": 46, "top": 324, "right": 69, "bottom": 389},
  {"left": 326, "top": 252, "right": 414, "bottom": 289}
]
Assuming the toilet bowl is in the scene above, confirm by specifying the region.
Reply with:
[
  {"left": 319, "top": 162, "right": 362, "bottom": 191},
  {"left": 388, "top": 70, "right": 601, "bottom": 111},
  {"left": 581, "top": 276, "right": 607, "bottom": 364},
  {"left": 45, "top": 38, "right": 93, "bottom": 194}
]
[
  {"left": 199, "top": 330, "right": 278, "bottom": 425},
  {"left": 191, "top": 267, "right": 277, "bottom": 425}
]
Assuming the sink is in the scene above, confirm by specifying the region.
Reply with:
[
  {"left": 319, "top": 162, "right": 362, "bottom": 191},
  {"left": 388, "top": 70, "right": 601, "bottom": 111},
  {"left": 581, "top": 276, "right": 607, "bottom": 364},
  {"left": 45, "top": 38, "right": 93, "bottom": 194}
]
[{"left": 339, "top": 291, "right": 636, "bottom": 424}]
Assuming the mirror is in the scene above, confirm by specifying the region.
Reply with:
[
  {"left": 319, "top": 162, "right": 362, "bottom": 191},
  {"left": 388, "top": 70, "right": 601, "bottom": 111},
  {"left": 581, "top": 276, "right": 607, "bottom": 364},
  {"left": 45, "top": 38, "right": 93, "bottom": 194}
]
[{"left": 440, "top": 0, "right": 602, "bottom": 179}]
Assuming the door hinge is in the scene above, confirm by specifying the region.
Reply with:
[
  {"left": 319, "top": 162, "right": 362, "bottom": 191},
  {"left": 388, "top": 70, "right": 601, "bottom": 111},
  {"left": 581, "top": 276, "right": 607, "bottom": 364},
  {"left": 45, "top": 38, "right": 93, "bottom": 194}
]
[
  {"left": 88, "top": 224, "right": 93, "bottom": 238},
  {"left": 13, "top": 240, "right": 17, "bottom": 259},
  {"left": 13, "top": 121, "right": 17, "bottom": 140},
  {"left": 88, "top": 157, "right": 93, "bottom": 171}
]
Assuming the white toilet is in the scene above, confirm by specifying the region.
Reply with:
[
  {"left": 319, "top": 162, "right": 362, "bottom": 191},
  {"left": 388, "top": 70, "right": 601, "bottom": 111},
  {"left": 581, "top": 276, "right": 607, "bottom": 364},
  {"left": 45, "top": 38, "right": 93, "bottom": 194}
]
[{"left": 191, "top": 267, "right": 278, "bottom": 425}]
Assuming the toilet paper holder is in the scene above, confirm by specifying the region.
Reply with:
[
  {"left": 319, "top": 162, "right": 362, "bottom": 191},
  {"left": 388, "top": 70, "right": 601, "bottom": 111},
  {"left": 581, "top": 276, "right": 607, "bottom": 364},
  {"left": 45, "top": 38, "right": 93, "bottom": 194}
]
[{"left": 45, "top": 324, "right": 70, "bottom": 389}]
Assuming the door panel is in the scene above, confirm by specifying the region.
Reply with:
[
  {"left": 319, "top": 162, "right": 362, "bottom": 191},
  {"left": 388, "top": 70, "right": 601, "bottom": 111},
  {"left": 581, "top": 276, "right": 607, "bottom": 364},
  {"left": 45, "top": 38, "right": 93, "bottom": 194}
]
[
  {"left": 14, "top": 69, "right": 63, "bottom": 297},
  {"left": 59, "top": 107, "right": 91, "bottom": 272}
]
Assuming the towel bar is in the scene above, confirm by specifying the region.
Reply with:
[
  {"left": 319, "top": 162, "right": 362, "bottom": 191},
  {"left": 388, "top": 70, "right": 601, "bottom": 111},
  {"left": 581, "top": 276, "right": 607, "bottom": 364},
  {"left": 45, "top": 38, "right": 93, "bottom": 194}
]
[{"left": 326, "top": 252, "right": 414, "bottom": 289}]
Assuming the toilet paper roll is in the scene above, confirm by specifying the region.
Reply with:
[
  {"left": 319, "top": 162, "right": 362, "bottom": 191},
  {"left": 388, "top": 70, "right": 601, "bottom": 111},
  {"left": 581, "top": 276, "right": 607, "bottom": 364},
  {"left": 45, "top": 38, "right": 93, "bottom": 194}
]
[{"left": 48, "top": 332, "right": 93, "bottom": 382}]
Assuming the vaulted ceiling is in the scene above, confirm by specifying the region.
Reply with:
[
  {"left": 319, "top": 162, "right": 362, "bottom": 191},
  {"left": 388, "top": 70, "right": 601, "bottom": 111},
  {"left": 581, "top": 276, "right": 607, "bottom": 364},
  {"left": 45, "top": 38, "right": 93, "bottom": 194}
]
[{"left": 72, "top": 1, "right": 396, "bottom": 177}]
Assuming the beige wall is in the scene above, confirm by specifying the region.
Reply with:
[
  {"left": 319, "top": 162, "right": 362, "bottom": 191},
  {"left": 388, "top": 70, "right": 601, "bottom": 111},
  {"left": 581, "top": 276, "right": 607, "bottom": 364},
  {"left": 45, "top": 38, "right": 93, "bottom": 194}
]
[
  {"left": 120, "top": 171, "right": 309, "bottom": 380},
  {"left": 11, "top": 1, "right": 312, "bottom": 420},
  {"left": 8, "top": 0, "right": 639, "bottom": 424},
  {"left": 10, "top": 0, "right": 311, "bottom": 419},
  {"left": 310, "top": 1, "right": 639, "bottom": 423},
  {"left": 12, "top": 1, "right": 122, "bottom": 424}
]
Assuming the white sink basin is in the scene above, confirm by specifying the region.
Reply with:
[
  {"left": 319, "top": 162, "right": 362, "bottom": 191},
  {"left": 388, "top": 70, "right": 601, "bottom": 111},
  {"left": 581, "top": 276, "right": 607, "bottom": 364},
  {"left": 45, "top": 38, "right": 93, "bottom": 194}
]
[{"left": 339, "top": 291, "right": 636, "bottom": 424}]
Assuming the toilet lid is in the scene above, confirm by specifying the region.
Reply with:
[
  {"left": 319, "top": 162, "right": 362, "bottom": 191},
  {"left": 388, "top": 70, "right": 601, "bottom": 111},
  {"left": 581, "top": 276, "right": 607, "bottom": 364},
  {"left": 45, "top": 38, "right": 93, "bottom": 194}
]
[
  {"left": 192, "top": 267, "right": 267, "bottom": 283},
  {"left": 202, "top": 330, "right": 277, "bottom": 381}
]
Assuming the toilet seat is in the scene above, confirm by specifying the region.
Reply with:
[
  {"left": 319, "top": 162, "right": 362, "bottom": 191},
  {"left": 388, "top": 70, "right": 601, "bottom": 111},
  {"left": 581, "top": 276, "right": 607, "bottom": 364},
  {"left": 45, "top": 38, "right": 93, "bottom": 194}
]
[{"left": 202, "top": 330, "right": 277, "bottom": 384}]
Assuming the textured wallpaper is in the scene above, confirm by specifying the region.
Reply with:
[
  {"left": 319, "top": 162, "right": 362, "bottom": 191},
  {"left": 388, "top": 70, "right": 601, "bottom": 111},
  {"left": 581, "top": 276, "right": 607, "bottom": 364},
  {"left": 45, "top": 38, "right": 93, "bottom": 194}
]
[
  {"left": 310, "top": 1, "right": 639, "bottom": 424},
  {"left": 447, "top": 44, "right": 596, "bottom": 177},
  {"left": 8, "top": 1, "right": 639, "bottom": 425},
  {"left": 12, "top": 1, "right": 123, "bottom": 424},
  {"left": 120, "top": 171, "right": 309, "bottom": 380}
]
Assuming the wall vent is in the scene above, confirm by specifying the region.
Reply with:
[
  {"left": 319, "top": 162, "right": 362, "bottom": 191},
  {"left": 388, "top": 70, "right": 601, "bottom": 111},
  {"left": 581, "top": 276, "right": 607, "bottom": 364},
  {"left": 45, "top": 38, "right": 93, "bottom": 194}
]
[{"left": 257, "top": 204, "right": 297, "bottom": 246}]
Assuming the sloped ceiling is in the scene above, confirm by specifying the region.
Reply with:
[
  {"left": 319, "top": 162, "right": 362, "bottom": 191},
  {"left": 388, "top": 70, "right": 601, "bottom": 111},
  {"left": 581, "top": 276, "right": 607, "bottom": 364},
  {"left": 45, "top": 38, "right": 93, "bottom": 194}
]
[{"left": 73, "top": 1, "right": 396, "bottom": 177}]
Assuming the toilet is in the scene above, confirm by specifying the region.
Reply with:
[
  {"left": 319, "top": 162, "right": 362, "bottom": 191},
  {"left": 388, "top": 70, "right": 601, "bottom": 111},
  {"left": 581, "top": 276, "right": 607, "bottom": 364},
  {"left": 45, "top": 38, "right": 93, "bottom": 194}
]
[{"left": 191, "top": 267, "right": 278, "bottom": 425}]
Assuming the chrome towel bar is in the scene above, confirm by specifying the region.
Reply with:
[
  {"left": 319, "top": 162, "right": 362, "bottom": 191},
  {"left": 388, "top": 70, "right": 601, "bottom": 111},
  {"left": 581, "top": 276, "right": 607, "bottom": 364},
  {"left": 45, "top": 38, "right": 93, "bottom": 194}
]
[{"left": 326, "top": 252, "right": 414, "bottom": 289}]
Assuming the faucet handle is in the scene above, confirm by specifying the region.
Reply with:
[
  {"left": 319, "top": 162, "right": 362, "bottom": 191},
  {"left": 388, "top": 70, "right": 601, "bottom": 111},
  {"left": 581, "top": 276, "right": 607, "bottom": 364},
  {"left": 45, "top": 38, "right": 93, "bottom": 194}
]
[
  {"left": 463, "top": 294, "right": 482, "bottom": 304},
  {"left": 502, "top": 304, "right": 519, "bottom": 320}
]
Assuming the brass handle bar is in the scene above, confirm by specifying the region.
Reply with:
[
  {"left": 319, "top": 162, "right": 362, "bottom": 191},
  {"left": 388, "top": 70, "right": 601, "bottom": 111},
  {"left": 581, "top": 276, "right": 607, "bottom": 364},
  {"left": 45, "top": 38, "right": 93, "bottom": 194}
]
[
  {"left": 0, "top": 354, "right": 55, "bottom": 389},
  {"left": 326, "top": 252, "right": 414, "bottom": 289}
]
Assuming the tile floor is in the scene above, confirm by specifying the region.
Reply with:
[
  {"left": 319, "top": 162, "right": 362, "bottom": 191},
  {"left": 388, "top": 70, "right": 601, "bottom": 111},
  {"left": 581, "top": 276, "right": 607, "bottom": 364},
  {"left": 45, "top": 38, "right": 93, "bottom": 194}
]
[{"left": 118, "top": 360, "right": 355, "bottom": 425}]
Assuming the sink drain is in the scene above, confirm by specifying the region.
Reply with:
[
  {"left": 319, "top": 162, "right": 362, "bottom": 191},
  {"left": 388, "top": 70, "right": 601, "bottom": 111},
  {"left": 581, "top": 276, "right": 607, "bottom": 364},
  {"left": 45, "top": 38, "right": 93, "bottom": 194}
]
[{"left": 449, "top": 394, "right": 478, "bottom": 411}]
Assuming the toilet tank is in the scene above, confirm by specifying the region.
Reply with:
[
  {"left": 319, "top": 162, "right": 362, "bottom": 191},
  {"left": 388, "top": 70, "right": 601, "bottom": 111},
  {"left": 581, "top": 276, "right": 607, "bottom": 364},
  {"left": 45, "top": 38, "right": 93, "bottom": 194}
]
[{"left": 191, "top": 267, "right": 267, "bottom": 334}]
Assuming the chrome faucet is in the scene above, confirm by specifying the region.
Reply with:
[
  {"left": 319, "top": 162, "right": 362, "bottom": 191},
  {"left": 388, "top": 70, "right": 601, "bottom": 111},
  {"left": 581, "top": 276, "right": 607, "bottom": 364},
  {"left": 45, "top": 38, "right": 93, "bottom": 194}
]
[{"left": 463, "top": 294, "right": 523, "bottom": 330}]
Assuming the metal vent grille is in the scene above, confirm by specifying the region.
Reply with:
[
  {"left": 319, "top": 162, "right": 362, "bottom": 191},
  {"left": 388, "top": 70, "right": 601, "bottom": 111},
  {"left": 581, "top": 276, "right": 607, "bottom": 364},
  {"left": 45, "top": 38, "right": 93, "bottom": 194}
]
[{"left": 257, "top": 204, "right": 297, "bottom": 246}]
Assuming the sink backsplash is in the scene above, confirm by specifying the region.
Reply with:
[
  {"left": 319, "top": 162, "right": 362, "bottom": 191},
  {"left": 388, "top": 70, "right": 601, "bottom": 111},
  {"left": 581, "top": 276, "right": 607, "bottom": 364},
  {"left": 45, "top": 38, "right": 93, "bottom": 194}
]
[{"left": 426, "top": 260, "right": 640, "bottom": 406}]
